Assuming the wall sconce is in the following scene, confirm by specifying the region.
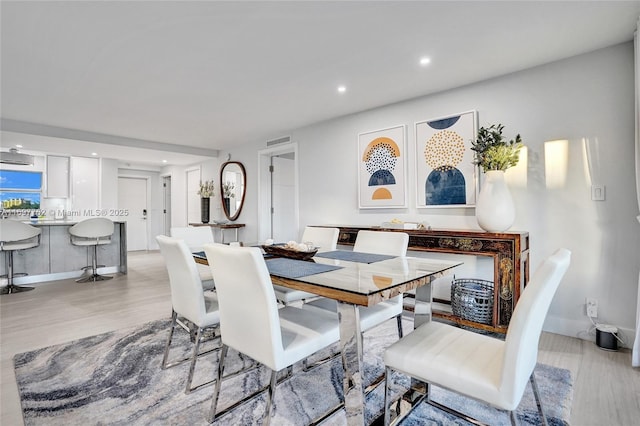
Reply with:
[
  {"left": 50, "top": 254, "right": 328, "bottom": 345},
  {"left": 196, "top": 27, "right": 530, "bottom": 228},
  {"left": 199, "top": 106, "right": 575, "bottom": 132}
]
[{"left": 544, "top": 140, "right": 569, "bottom": 189}]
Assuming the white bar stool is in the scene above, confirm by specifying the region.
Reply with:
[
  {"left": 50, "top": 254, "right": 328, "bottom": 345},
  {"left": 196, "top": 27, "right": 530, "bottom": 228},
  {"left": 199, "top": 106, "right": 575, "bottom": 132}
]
[
  {"left": 69, "top": 218, "right": 114, "bottom": 283},
  {"left": 0, "top": 220, "right": 41, "bottom": 295}
]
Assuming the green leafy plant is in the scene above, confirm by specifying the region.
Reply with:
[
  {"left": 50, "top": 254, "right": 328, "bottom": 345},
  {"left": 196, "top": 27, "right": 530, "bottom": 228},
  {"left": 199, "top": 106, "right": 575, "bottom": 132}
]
[
  {"left": 197, "top": 180, "right": 215, "bottom": 198},
  {"left": 471, "top": 124, "right": 523, "bottom": 172}
]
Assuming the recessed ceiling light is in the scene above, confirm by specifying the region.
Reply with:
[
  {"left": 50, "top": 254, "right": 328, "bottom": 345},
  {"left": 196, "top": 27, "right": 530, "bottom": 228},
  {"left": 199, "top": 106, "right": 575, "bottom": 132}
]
[
  {"left": 419, "top": 57, "right": 431, "bottom": 66},
  {"left": 162, "top": 160, "right": 168, "bottom": 163},
  {"left": 337, "top": 85, "right": 347, "bottom": 93},
  {"left": 91, "top": 152, "right": 98, "bottom": 156},
  {"left": 16, "top": 144, "right": 23, "bottom": 148}
]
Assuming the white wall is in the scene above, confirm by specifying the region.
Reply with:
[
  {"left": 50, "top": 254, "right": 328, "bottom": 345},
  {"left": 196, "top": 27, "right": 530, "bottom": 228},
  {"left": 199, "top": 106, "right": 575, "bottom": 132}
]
[
  {"left": 100, "top": 158, "right": 119, "bottom": 212},
  {"left": 161, "top": 157, "right": 222, "bottom": 227},
  {"left": 225, "top": 42, "right": 639, "bottom": 346}
]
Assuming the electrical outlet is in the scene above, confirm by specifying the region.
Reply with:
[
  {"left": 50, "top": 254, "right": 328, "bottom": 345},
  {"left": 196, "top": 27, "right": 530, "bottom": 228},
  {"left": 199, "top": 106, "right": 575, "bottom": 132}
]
[
  {"left": 586, "top": 298, "right": 598, "bottom": 318},
  {"left": 591, "top": 185, "right": 606, "bottom": 201}
]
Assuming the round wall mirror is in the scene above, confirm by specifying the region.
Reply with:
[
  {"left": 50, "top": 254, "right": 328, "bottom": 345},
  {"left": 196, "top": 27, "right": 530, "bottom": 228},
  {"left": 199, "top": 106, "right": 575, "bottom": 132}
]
[{"left": 220, "top": 161, "right": 246, "bottom": 221}]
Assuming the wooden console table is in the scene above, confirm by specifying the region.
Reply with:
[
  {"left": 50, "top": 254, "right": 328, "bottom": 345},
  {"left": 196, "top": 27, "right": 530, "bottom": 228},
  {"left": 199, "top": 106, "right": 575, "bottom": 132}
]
[
  {"left": 324, "top": 225, "right": 529, "bottom": 333},
  {"left": 189, "top": 223, "right": 245, "bottom": 244}
]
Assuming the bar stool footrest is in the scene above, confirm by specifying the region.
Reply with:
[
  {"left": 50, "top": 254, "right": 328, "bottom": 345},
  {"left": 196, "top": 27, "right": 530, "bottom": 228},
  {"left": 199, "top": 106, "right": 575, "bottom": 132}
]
[
  {"left": 76, "top": 274, "right": 114, "bottom": 283},
  {"left": 1, "top": 284, "right": 35, "bottom": 294}
]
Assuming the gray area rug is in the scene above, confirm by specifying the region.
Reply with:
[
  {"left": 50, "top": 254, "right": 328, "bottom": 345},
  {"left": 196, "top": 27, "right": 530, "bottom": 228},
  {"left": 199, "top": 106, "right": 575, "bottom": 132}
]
[{"left": 14, "top": 318, "right": 572, "bottom": 425}]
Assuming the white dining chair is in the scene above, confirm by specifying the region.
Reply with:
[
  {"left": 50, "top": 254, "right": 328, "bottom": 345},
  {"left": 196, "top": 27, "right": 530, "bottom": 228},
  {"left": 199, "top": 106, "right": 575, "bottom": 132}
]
[
  {"left": 202, "top": 243, "right": 340, "bottom": 425},
  {"left": 383, "top": 248, "right": 571, "bottom": 426},
  {"left": 170, "top": 226, "right": 215, "bottom": 252},
  {"left": 300, "top": 226, "right": 340, "bottom": 252},
  {"left": 170, "top": 226, "right": 215, "bottom": 290},
  {"left": 68, "top": 218, "right": 115, "bottom": 282},
  {"left": 272, "top": 226, "right": 340, "bottom": 305},
  {"left": 305, "top": 230, "right": 409, "bottom": 338},
  {"left": 156, "top": 235, "right": 221, "bottom": 394}
]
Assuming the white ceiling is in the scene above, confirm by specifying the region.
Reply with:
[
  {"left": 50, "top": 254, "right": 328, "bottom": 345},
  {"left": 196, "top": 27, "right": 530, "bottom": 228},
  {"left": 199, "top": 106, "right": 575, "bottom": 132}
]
[{"left": 1, "top": 1, "right": 639, "bottom": 166}]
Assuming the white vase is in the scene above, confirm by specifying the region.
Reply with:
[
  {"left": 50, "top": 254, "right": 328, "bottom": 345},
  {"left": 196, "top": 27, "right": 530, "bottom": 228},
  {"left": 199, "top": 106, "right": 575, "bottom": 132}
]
[{"left": 476, "top": 170, "right": 515, "bottom": 232}]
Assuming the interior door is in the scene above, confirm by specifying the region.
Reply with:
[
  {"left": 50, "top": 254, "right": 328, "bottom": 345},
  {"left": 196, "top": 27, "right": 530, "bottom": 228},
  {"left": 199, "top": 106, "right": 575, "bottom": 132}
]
[
  {"left": 163, "top": 176, "right": 172, "bottom": 236},
  {"left": 118, "top": 177, "right": 148, "bottom": 251},
  {"left": 271, "top": 155, "right": 296, "bottom": 242}
]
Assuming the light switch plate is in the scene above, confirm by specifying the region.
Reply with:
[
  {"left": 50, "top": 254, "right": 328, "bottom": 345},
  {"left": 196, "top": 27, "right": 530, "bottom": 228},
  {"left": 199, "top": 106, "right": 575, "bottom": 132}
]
[{"left": 591, "top": 185, "right": 605, "bottom": 201}]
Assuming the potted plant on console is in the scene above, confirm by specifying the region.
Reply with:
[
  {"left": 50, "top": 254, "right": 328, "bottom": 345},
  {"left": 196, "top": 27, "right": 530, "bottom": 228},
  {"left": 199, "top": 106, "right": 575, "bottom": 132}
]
[
  {"left": 198, "top": 180, "right": 215, "bottom": 224},
  {"left": 471, "top": 124, "right": 523, "bottom": 232}
]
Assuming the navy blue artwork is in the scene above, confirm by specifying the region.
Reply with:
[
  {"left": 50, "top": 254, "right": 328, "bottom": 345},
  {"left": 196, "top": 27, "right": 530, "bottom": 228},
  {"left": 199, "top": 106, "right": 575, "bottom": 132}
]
[
  {"left": 427, "top": 116, "right": 460, "bottom": 130},
  {"left": 369, "top": 169, "right": 396, "bottom": 186},
  {"left": 425, "top": 166, "right": 466, "bottom": 205}
]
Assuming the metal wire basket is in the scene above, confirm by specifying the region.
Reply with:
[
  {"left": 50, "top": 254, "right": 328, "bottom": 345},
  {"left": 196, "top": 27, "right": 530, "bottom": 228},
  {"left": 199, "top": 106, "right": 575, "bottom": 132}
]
[{"left": 451, "top": 278, "right": 494, "bottom": 325}]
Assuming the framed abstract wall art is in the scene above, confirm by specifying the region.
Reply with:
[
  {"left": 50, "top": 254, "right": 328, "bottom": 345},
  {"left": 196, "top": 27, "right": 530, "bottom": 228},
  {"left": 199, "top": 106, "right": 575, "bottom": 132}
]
[
  {"left": 415, "top": 110, "right": 478, "bottom": 208},
  {"left": 357, "top": 125, "right": 407, "bottom": 209}
]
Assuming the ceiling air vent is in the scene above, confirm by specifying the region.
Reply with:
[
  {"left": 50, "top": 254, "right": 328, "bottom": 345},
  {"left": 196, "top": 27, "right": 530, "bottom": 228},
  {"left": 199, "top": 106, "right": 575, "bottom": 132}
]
[
  {"left": 266, "top": 135, "right": 291, "bottom": 147},
  {"left": 0, "top": 148, "right": 34, "bottom": 166}
]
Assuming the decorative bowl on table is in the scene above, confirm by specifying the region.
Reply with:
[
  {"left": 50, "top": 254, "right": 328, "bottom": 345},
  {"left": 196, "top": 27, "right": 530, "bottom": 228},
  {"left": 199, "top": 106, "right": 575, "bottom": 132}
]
[{"left": 261, "top": 243, "right": 318, "bottom": 261}]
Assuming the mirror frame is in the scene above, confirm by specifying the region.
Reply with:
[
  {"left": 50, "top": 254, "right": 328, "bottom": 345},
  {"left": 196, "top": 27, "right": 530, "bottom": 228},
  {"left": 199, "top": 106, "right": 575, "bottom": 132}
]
[{"left": 219, "top": 161, "right": 246, "bottom": 221}]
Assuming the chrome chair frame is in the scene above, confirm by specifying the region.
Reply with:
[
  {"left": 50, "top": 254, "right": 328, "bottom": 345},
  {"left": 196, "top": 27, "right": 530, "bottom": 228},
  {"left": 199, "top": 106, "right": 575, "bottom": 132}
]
[
  {"left": 383, "top": 368, "right": 547, "bottom": 426},
  {"left": 161, "top": 309, "right": 222, "bottom": 393}
]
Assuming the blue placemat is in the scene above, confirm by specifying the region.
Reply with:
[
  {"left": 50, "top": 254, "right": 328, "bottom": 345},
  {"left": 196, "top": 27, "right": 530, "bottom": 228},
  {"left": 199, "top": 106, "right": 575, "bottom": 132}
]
[
  {"left": 193, "top": 251, "right": 206, "bottom": 260},
  {"left": 266, "top": 257, "right": 343, "bottom": 279},
  {"left": 314, "top": 250, "right": 395, "bottom": 264}
]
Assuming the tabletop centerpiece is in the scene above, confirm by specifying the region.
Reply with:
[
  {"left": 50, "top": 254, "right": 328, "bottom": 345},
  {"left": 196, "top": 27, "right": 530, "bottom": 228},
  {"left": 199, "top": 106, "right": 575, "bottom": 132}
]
[
  {"left": 471, "top": 124, "right": 523, "bottom": 232},
  {"left": 262, "top": 240, "right": 318, "bottom": 261}
]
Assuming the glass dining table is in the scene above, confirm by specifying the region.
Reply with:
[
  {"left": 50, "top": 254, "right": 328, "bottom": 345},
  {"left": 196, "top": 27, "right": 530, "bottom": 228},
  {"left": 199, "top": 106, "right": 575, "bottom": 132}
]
[{"left": 194, "top": 249, "right": 462, "bottom": 425}]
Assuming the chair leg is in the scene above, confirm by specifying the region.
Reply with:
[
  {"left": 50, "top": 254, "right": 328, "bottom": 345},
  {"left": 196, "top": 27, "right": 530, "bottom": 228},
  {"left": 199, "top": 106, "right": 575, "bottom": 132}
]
[
  {"left": 530, "top": 372, "right": 548, "bottom": 426},
  {"left": 395, "top": 314, "right": 403, "bottom": 338},
  {"left": 384, "top": 366, "right": 392, "bottom": 426},
  {"left": 185, "top": 326, "right": 203, "bottom": 394},
  {"left": 510, "top": 410, "right": 519, "bottom": 426},
  {"left": 208, "top": 344, "right": 228, "bottom": 423},
  {"left": 161, "top": 311, "right": 178, "bottom": 369},
  {"left": 162, "top": 313, "right": 221, "bottom": 393},
  {"left": 284, "top": 365, "right": 293, "bottom": 379},
  {"left": 263, "top": 369, "right": 278, "bottom": 426}
]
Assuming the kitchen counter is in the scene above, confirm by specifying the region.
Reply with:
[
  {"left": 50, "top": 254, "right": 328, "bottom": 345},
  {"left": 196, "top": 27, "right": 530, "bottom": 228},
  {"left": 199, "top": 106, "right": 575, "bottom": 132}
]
[
  {"left": 1, "top": 220, "right": 127, "bottom": 285},
  {"left": 24, "top": 219, "right": 90, "bottom": 225}
]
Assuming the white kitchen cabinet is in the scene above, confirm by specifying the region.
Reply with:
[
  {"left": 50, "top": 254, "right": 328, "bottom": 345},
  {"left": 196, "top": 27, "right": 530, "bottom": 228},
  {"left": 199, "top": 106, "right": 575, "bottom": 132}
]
[
  {"left": 46, "top": 155, "right": 70, "bottom": 198},
  {"left": 71, "top": 157, "right": 99, "bottom": 215}
]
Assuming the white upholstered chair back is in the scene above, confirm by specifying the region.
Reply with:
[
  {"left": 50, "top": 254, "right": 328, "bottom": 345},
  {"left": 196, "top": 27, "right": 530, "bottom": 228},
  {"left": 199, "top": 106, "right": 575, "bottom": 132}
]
[
  {"left": 69, "top": 218, "right": 114, "bottom": 242},
  {"left": 301, "top": 226, "right": 339, "bottom": 252},
  {"left": 0, "top": 221, "right": 41, "bottom": 249},
  {"left": 501, "top": 248, "right": 571, "bottom": 407},
  {"left": 170, "top": 226, "right": 214, "bottom": 252},
  {"left": 354, "top": 230, "right": 408, "bottom": 257},
  {"left": 156, "top": 235, "right": 209, "bottom": 326},
  {"left": 203, "top": 243, "right": 284, "bottom": 371}
]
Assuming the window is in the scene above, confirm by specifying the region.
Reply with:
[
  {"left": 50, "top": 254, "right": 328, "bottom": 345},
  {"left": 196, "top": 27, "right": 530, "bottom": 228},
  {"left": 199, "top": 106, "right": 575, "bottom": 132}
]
[{"left": 0, "top": 170, "right": 42, "bottom": 210}]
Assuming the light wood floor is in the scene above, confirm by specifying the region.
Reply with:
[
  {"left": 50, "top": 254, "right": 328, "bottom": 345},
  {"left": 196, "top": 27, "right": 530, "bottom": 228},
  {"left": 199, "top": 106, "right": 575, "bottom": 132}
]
[{"left": 1, "top": 251, "right": 638, "bottom": 425}]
